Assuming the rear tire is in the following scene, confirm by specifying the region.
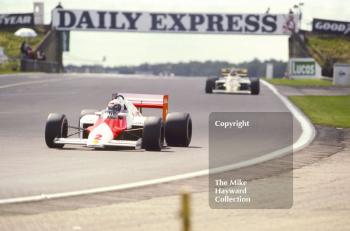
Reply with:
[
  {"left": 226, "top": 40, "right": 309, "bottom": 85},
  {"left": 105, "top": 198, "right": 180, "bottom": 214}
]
[
  {"left": 250, "top": 78, "right": 260, "bottom": 95},
  {"left": 165, "top": 112, "right": 192, "bottom": 147},
  {"left": 142, "top": 117, "right": 164, "bottom": 151},
  {"left": 45, "top": 113, "right": 68, "bottom": 148},
  {"left": 205, "top": 78, "right": 216, "bottom": 93}
]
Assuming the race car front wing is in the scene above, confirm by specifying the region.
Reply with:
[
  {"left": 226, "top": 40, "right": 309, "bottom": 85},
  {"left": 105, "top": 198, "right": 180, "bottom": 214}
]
[{"left": 54, "top": 138, "right": 142, "bottom": 149}]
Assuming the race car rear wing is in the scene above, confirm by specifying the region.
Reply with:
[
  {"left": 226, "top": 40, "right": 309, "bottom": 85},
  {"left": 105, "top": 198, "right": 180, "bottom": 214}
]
[
  {"left": 113, "top": 93, "right": 169, "bottom": 121},
  {"left": 221, "top": 68, "right": 230, "bottom": 76},
  {"left": 237, "top": 69, "right": 248, "bottom": 77}
]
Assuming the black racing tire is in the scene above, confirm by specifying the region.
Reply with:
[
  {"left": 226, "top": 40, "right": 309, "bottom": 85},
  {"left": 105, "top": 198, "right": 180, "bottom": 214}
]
[
  {"left": 165, "top": 112, "right": 192, "bottom": 147},
  {"left": 45, "top": 113, "right": 68, "bottom": 148},
  {"left": 205, "top": 78, "right": 216, "bottom": 94},
  {"left": 142, "top": 116, "right": 164, "bottom": 151},
  {"left": 250, "top": 78, "right": 260, "bottom": 95}
]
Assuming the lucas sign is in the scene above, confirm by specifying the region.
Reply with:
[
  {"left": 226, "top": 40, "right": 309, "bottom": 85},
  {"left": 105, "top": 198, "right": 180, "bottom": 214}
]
[
  {"left": 52, "top": 9, "right": 298, "bottom": 35},
  {"left": 289, "top": 58, "right": 321, "bottom": 79},
  {"left": 292, "top": 61, "right": 315, "bottom": 76}
]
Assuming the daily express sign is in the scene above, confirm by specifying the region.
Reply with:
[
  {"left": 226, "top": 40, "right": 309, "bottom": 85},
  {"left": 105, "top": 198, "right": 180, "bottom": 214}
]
[{"left": 52, "top": 9, "right": 298, "bottom": 35}]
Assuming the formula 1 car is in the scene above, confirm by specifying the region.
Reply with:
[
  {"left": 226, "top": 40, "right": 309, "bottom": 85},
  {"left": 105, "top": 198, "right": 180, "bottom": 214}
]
[
  {"left": 45, "top": 93, "right": 192, "bottom": 151},
  {"left": 205, "top": 68, "right": 260, "bottom": 95}
]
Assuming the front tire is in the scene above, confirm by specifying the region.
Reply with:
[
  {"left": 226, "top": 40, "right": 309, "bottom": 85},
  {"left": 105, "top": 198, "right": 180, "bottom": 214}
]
[
  {"left": 205, "top": 78, "right": 216, "bottom": 93},
  {"left": 250, "top": 78, "right": 260, "bottom": 95},
  {"left": 165, "top": 112, "right": 192, "bottom": 147},
  {"left": 142, "top": 117, "right": 164, "bottom": 151},
  {"left": 45, "top": 113, "right": 68, "bottom": 148}
]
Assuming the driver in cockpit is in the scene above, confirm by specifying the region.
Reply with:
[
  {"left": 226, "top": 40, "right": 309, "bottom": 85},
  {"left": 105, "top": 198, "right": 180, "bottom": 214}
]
[{"left": 105, "top": 96, "right": 127, "bottom": 118}]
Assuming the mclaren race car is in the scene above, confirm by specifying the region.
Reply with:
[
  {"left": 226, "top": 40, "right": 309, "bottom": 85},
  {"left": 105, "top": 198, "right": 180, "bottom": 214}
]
[
  {"left": 205, "top": 68, "right": 260, "bottom": 95},
  {"left": 45, "top": 93, "right": 192, "bottom": 151}
]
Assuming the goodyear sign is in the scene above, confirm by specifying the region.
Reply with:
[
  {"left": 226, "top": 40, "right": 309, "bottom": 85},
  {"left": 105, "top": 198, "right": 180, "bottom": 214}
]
[
  {"left": 313, "top": 18, "right": 350, "bottom": 36},
  {"left": 0, "top": 13, "right": 34, "bottom": 28},
  {"left": 52, "top": 9, "right": 298, "bottom": 35}
]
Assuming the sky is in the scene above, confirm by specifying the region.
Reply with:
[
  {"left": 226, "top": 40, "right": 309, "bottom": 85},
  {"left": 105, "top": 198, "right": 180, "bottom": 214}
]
[{"left": 1, "top": 0, "right": 350, "bottom": 66}]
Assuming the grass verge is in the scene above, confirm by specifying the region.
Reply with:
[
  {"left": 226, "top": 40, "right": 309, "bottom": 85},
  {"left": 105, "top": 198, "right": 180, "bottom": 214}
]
[{"left": 289, "top": 95, "right": 350, "bottom": 127}]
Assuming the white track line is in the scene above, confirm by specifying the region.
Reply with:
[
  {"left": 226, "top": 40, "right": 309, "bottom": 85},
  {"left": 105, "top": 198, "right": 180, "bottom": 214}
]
[
  {"left": 0, "top": 79, "right": 62, "bottom": 89},
  {"left": 0, "top": 79, "right": 315, "bottom": 204}
]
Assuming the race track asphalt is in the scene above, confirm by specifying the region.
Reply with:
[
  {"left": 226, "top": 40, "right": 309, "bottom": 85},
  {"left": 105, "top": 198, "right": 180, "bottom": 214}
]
[{"left": 0, "top": 73, "right": 301, "bottom": 199}]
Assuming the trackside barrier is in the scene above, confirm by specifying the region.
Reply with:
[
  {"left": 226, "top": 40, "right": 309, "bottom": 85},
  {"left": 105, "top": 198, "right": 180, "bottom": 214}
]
[
  {"left": 20, "top": 58, "right": 60, "bottom": 73},
  {"left": 180, "top": 191, "right": 191, "bottom": 231}
]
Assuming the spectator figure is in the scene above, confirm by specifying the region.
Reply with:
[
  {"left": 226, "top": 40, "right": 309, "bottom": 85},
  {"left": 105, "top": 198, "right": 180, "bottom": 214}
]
[
  {"left": 20, "top": 41, "right": 34, "bottom": 58},
  {"left": 36, "top": 50, "right": 46, "bottom": 60},
  {"left": 20, "top": 41, "right": 29, "bottom": 55},
  {"left": 20, "top": 42, "right": 47, "bottom": 61}
]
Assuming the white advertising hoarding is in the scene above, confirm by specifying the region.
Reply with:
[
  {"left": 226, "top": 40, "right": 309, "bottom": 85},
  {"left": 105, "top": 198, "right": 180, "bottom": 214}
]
[
  {"left": 52, "top": 9, "right": 298, "bottom": 35},
  {"left": 266, "top": 63, "right": 274, "bottom": 79},
  {"left": 333, "top": 63, "right": 350, "bottom": 86}
]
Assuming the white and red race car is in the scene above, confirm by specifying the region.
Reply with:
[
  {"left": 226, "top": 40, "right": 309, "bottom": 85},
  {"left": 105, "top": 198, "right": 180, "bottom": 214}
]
[{"left": 45, "top": 93, "right": 192, "bottom": 151}]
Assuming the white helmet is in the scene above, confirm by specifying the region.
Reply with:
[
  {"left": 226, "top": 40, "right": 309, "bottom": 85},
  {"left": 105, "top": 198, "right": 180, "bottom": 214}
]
[{"left": 107, "top": 97, "right": 125, "bottom": 113}]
